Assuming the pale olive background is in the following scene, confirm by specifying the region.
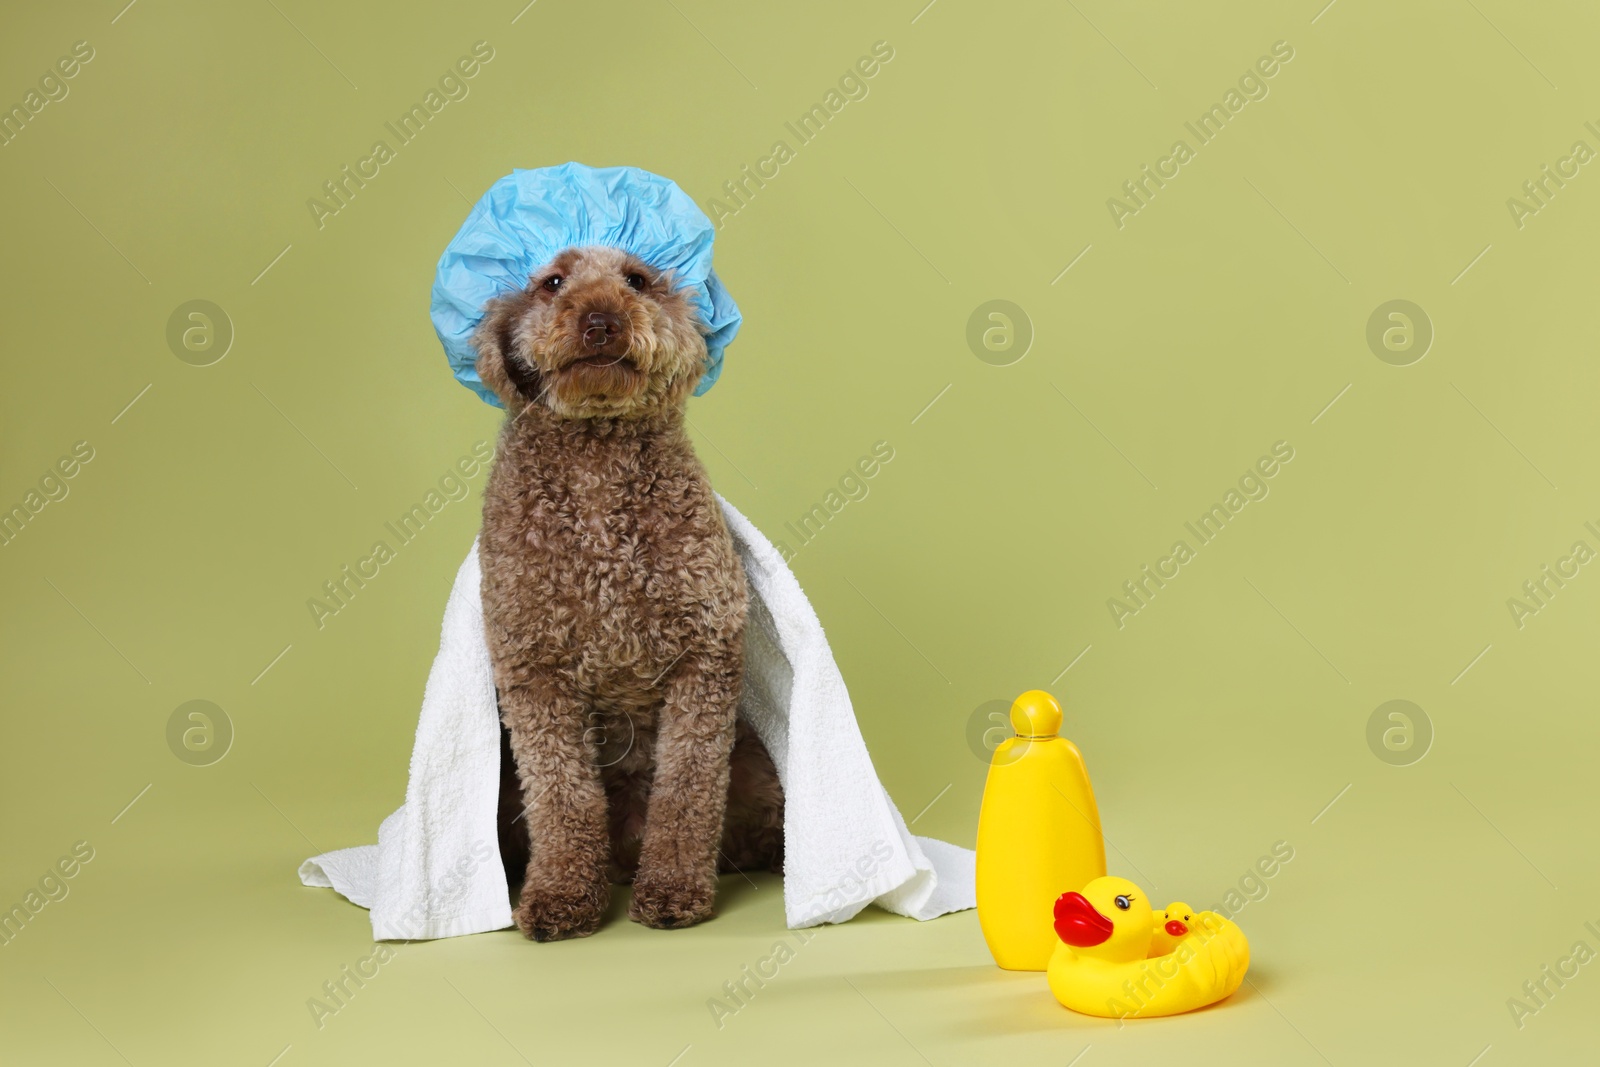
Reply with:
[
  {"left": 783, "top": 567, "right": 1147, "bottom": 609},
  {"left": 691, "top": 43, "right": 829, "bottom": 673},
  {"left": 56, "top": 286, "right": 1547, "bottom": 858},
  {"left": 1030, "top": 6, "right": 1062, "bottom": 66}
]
[{"left": 2, "top": 0, "right": 1597, "bottom": 1064}]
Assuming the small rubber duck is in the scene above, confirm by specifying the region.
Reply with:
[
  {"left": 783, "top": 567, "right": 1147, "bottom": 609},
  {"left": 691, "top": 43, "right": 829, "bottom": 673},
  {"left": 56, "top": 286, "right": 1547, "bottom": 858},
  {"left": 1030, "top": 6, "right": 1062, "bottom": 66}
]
[
  {"left": 1149, "top": 903, "right": 1235, "bottom": 958},
  {"left": 1147, "top": 901, "right": 1198, "bottom": 957},
  {"left": 1048, "top": 877, "right": 1249, "bottom": 1018}
]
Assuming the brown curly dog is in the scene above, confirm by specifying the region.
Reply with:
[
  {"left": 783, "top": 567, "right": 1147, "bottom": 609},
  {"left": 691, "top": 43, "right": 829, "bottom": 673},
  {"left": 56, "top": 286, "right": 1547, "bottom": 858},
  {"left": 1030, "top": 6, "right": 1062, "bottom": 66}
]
[{"left": 473, "top": 245, "right": 783, "bottom": 941}]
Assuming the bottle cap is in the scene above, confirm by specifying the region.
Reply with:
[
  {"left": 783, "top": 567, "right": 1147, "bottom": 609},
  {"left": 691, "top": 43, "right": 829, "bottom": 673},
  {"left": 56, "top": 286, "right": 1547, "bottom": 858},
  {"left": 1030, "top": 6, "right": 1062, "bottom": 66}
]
[{"left": 1010, "top": 690, "right": 1062, "bottom": 739}]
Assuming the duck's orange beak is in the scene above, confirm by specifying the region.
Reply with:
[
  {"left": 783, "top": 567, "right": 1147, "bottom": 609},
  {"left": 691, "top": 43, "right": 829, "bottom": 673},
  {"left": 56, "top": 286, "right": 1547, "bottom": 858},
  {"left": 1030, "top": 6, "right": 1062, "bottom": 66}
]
[
  {"left": 1165, "top": 919, "right": 1188, "bottom": 937},
  {"left": 1053, "top": 892, "right": 1114, "bottom": 946}
]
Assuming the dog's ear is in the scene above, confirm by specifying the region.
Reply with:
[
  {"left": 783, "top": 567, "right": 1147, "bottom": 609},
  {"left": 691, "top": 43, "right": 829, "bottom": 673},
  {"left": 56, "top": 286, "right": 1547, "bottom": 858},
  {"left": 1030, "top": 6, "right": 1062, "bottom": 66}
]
[{"left": 472, "top": 294, "right": 542, "bottom": 408}]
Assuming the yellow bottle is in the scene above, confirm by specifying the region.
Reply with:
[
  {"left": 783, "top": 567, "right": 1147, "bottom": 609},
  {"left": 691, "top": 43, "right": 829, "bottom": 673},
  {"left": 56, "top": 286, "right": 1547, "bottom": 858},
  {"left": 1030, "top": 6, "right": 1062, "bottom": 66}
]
[{"left": 976, "top": 689, "right": 1106, "bottom": 971}]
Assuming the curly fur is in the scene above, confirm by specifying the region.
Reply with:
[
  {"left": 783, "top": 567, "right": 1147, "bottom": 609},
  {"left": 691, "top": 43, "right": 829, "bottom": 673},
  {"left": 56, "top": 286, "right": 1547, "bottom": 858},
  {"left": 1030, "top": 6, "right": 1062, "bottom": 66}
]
[{"left": 475, "top": 245, "right": 783, "bottom": 941}]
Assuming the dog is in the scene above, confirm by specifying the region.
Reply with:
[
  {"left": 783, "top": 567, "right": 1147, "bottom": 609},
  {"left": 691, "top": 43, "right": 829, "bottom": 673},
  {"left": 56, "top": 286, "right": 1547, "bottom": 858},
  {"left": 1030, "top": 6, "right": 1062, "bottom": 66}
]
[{"left": 472, "top": 245, "right": 784, "bottom": 940}]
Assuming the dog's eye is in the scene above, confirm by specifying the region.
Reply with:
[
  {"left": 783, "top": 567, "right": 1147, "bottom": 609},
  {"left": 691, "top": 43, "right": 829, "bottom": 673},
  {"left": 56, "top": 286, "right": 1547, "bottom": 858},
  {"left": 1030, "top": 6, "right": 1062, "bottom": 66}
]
[
  {"left": 625, "top": 273, "right": 647, "bottom": 292},
  {"left": 542, "top": 274, "right": 563, "bottom": 292}
]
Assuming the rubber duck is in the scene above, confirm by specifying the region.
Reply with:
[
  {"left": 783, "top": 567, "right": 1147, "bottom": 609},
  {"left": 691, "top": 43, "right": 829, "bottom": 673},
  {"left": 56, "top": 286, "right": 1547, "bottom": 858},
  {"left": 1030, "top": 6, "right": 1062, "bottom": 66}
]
[
  {"left": 1149, "top": 903, "right": 1235, "bottom": 958},
  {"left": 976, "top": 689, "right": 1105, "bottom": 971},
  {"left": 1148, "top": 901, "right": 1198, "bottom": 957},
  {"left": 1048, "top": 876, "right": 1250, "bottom": 1018}
]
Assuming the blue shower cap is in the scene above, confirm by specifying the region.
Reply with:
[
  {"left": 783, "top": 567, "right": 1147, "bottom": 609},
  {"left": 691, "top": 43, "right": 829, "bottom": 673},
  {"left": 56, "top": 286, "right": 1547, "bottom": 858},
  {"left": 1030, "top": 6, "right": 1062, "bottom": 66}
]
[{"left": 430, "top": 163, "right": 741, "bottom": 407}]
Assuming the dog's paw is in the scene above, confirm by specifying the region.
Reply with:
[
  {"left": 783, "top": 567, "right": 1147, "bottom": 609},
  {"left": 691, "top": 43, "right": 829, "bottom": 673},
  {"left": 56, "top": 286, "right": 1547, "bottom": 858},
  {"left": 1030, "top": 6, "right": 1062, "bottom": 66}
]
[
  {"left": 515, "top": 878, "right": 609, "bottom": 942},
  {"left": 628, "top": 868, "right": 716, "bottom": 930}
]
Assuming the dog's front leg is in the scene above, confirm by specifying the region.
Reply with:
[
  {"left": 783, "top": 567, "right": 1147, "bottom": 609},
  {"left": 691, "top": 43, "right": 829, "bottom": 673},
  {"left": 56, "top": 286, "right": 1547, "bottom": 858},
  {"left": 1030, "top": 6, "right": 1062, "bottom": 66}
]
[
  {"left": 502, "top": 676, "right": 611, "bottom": 941},
  {"left": 629, "top": 647, "right": 741, "bottom": 929}
]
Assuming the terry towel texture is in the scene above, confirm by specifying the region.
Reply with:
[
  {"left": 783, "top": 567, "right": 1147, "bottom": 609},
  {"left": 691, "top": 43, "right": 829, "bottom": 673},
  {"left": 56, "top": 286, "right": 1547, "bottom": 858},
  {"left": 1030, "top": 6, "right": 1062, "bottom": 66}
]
[{"left": 299, "top": 494, "right": 975, "bottom": 939}]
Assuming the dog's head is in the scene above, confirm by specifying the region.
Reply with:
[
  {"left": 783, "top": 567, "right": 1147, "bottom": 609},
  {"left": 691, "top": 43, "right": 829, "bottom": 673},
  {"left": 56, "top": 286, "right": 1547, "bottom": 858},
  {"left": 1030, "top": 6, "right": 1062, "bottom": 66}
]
[{"left": 471, "top": 245, "right": 708, "bottom": 420}]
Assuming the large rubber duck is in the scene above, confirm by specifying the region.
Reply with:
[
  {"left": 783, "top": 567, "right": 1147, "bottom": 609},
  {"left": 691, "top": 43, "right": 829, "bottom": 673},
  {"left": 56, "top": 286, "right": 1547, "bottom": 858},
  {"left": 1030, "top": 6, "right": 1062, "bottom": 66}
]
[{"left": 1048, "top": 876, "right": 1249, "bottom": 1018}]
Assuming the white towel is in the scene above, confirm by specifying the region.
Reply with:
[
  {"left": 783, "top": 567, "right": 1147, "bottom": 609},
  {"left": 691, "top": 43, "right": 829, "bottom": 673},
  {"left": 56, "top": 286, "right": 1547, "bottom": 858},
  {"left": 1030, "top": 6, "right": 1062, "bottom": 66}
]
[{"left": 299, "top": 495, "right": 974, "bottom": 938}]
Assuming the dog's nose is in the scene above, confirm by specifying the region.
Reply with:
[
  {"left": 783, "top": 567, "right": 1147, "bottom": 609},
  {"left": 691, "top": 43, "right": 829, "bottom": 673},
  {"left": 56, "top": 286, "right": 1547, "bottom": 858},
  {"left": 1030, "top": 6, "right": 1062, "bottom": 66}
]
[{"left": 582, "top": 311, "right": 622, "bottom": 349}]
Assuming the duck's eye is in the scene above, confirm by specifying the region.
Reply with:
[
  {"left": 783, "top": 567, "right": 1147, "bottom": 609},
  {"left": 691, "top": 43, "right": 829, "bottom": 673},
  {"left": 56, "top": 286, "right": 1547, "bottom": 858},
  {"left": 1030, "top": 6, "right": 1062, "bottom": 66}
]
[
  {"left": 1114, "top": 895, "right": 1132, "bottom": 911},
  {"left": 542, "top": 274, "right": 563, "bottom": 292},
  {"left": 625, "top": 272, "right": 647, "bottom": 292}
]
